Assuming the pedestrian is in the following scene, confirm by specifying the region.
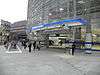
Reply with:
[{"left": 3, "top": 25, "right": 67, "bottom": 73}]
[
  {"left": 72, "top": 42, "right": 76, "bottom": 55},
  {"left": 4, "top": 40, "right": 8, "bottom": 49},
  {"left": 23, "top": 40, "right": 27, "bottom": 49},
  {"left": 4, "top": 40, "right": 7, "bottom": 45},
  {"left": 33, "top": 41, "right": 36, "bottom": 50},
  {"left": 28, "top": 40, "right": 32, "bottom": 52},
  {"left": 65, "top": 41, "right": 70, "bottom": 53},
  {"left": 36, "top": 41, "right": 41, "bottom": 51},
  {"left": 59, "top": 40, "right": 63, "bottom": 46},
  {"left": 13, "top": 41, "right": 17, "bottom": 49}
]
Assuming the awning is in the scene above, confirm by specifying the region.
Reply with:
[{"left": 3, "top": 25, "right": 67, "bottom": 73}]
[{"left": 32, "top": 18, "right": 87, "bottom": 31}]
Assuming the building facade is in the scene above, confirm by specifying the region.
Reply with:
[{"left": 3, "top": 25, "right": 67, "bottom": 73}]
[
  {"left": 27, "top": 0, "right": 99, "bottom": 40},
  {"left": 27, "top": 0, "right": 100, "bottom": 50},
  {"left": 11, "top": 20, "right": 27, "bottom": 33},
  {"left": 27, "top": 0, "right": 100, "bottom": 30},
  {"left": 11, "top": 20, "right": 27, "bottom": 40}
]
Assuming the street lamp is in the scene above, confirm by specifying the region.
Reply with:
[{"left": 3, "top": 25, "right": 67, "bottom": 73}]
[
  {"left": 49, "top": 13, "right": 52, "bottom": 16},
  {"left": 59, "top": 8, "right": 64, "bottom": 11},
  {"left": 77, "top": 1, "right": 85, "bottom": 4},
  {"left": 29, "top": 32, "right": 32, "bottom": 35},
  {"left": 6, "top": 33, "right": 9, "bottom": 36},
  {"left": 39, "top": 17, "right": 42, "bottom": 19}
]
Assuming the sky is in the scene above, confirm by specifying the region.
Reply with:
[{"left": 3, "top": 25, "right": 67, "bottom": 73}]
[{"left": 0, "top": 0, "right": 28, "bottom": 23}]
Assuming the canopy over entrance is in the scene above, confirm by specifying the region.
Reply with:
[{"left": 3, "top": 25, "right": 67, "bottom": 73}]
[{"left": 31, "top": 18, "right": 87, "bottom": 31}]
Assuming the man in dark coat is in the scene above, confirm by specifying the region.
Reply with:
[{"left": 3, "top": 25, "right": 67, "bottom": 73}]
[
  {"left": 72, "top": 42, "right": 76, "bottom": 55},
  {"left": 28, "top": 40, "right": 32, "bottom": 52},
  {"left": 33, "top": 41, "right": 36, "bottom": 50}
]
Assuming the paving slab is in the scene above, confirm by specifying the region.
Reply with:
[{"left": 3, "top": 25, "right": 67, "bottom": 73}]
[{"left": 0, "top": 46, "right": 100, "bottom": 75}]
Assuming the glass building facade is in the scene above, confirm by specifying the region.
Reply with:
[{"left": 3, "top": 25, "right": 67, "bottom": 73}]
[
  {"left": 27, "top": 0, "right": 100, "bottom": 28},
  {"left": 27, "top": 0, "right": 100, "bottom": 49}
]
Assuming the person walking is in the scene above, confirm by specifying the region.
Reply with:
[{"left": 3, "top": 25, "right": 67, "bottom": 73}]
[
  {"left": 59, "top": 40, "right": 63, "bottom": 46},
  {"left": 36, "top": 41, "right": 41, "bottom": 51},
  {"left": 23, "top": 41, "right": 27, "bottom": 49},
  {"left": 28, "top": 40, "right": 32, "bottom": 52},
  {"left": 4, "top": 40, "right": 9, "bottom": 49},
  {"left": 72, "top": 42, "right": 76, "bottom": 55},
  {"left": 22, "top": 38, "right": 29, "bottom": 49},
  {"left": 33, "top": 41, "right": 36, "bottom": 50}
]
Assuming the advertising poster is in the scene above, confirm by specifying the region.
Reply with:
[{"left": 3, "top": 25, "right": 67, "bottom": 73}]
[{"left": 85, "top": 33, "right": 92, "bottom": 54}]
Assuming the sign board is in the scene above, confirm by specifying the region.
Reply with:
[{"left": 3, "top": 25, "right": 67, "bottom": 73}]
[
  {"left": 31, "top": 18, "right": 87, "bottom": 31},
  {"left": 64, "top": 22, "right": 82, "bottom": 27},
  {"left": 85, "top": 33, "right": 92, "bottom": 50},
  {"left": 32, "top": 25, "right": 44, "bottom": 31}
]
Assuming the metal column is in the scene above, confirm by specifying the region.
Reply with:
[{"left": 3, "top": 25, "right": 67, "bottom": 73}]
[{"left": 84, "top": 0, "right": 92, "bottom": 53}]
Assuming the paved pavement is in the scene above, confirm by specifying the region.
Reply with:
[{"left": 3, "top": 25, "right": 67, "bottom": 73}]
[{"left": 0, "top": 46, "right": 100, "bottom": 75}]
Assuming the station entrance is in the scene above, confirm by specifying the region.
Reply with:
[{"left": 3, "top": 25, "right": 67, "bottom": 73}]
[
  {"left": 37, "top": 26, "right": 83, "bottom": 49},
  {"left": 32, "top": 19, "right": 87, "bottom": 50}
]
